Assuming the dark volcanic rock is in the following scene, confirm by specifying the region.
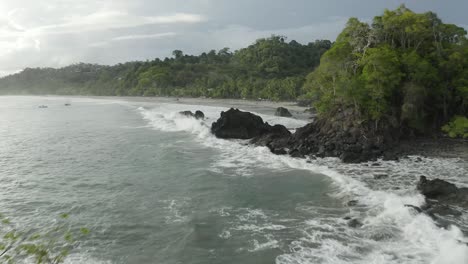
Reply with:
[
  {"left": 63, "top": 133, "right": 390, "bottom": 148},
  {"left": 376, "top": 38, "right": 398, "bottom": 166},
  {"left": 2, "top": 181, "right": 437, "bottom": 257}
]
[
  {"left": 417, "top": 176, "right": 459, "bottom": 200},
  {"left": 194, "top": 110, "right": 205, "bottom": 119},
  {"left": 275, "top": 107, "right": 292, "bottom": 117},
  {"left": 211, "top": 107, "right": 398, "bottom": 163},
  {"left": 211, "top": 108, "right": 271, "bottom": 139},
  {"left": 179, "top": 110, "right": 205, "bottom": 120},
  {"left": 285, "top": 108, "right": 396, "bottom": 163},
  {"left": 251, "top": 124, "right": 292, "bottom": 155},
  {"left": 417, "top": 176, "right": 468, "bottom": 207}
]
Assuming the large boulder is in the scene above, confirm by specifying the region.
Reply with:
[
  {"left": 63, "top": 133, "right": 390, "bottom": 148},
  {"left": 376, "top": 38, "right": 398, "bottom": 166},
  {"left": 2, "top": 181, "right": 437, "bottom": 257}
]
[
  {"left": 275, "top": 107, "right": 292, "bottom": 117},
  {"left": 211, "top": 108, "right": 271, "bottom": 139},
  {"left": 417, "top": 176, "right": 468, "bottom": 207},
  {"left": 417, "top": 176, "right": 458, "bottom": 199}
]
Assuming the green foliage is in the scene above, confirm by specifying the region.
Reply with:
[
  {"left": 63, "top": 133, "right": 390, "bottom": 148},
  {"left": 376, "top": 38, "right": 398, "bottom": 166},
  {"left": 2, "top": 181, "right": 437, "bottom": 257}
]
[
  {"left": 0, "top": 36, "right": 330, "bottom": 101},
  {"left": 303, "top": 5, "right": 468, "bottom": 134},
  {"left": 0, "top": 213, "right": 89, "bottom": 264},
  {"left": 442, "top": 116, "right": 468, "bottom": 138}
]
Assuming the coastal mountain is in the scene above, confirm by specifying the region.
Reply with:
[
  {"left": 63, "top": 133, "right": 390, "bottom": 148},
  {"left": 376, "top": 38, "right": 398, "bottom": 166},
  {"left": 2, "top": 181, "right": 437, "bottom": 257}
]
[{"left": 0, "top": 37, "right": 331, "bottom": 101}]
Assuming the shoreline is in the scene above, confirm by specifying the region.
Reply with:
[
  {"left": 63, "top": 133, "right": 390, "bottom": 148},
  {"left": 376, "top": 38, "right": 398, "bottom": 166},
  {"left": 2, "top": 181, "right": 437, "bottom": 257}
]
[
  {"left": 3, "top": 95, "right": 466, "bottom": 162},
  {"left": 0, "top": 94, "right": 315, "bottom": 121}
]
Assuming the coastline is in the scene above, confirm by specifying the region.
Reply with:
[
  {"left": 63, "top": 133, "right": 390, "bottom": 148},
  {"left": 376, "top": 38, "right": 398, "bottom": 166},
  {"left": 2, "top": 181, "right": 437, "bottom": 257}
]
[
  {"left": 0, "top": 94, "right": 314, "bottom": 120},
  {"left": 2, "top": 95, "right": 466, "bottom": 162}
]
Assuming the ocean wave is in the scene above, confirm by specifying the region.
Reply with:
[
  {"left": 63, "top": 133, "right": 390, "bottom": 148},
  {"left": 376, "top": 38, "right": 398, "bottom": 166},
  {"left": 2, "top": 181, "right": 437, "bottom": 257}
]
[{"left": 138, "top": 104, "right": 468, "bottom": 264}]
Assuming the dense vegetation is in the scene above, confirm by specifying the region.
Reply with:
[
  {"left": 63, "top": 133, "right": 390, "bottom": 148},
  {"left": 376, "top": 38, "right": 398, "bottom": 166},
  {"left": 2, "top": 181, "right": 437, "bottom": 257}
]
[
  {"left": 0, "top": 36, "right": 330, "bottom": 101},
  {"left": 303, "top": 5, "right": 468, "bottom": 136},
  {"left": 1, "top": 5, "right": 467, "bottom": 136}
]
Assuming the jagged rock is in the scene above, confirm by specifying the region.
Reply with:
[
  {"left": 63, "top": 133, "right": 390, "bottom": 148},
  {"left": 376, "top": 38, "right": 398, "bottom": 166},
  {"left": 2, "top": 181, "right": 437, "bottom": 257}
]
[
  {"left": 251, "top": 124, "right": 291, "bottom": 154},
  {"left": 426, "top": 204, "right": 462, "bottom": 217},
  {"left": 211, "top": 108, "right": 270, "bottom": 139},
  {"left": 275, "top": 107, "right": 292, "bottom": 117},
  {"left": 211, "top": 107, "right": 397, "bottom": 163},
  {"left": 417, "top": 176, "right": 459, "bottom": 200},
  {"left": 179, "top": 110, "right": 205, "bottom": 120},
  {"left": 415, "top": 176, "right": 468, "bottom": 216}
]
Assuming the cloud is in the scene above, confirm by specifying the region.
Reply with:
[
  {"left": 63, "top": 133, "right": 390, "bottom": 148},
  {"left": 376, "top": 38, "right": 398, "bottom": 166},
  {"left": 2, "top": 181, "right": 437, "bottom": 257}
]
[
  {"left": 112, "top": 32, "right": 177, "bottom": 41},
  {"left": 89, "top": 32, "right": 177, "bottom": 47},
  {"left": 0, "top": 0, "right": 467, "bottom": 77},
  {"left": 2, "top": 11, "right": 205, "bottom": 38}
]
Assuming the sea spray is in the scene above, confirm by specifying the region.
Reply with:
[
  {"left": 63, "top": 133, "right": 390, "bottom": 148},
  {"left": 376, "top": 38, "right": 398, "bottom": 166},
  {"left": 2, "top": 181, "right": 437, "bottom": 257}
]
[{"left": 139, "top": 104, "right": 468, "bottom": 264}]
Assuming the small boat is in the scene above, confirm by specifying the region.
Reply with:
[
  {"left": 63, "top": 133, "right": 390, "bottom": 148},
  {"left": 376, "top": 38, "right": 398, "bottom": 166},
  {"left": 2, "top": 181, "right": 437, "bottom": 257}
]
[{"left": 38, "top": 105, "right": 48, "bottom": 108}]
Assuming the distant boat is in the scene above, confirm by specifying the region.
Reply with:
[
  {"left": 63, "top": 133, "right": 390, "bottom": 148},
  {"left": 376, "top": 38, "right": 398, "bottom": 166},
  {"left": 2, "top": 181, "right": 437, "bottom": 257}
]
[
  {"left": 64, "top": 103, "right": 71, "bottom": 106},
  {"left": 38, "top": 105, "right": 48, "bottom": 108}
]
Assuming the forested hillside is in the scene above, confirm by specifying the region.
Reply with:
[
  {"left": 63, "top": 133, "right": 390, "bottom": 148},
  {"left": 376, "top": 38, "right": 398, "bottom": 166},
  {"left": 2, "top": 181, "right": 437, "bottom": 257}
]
[
  {"left": 302, "top": 5, "right": 467, "bottom": 136},
  {"left": 1, "top": 5, "right": 467, "bottom": 136},
  {"left": 0, "top": 36, "right": 331, "bottom": 101}
]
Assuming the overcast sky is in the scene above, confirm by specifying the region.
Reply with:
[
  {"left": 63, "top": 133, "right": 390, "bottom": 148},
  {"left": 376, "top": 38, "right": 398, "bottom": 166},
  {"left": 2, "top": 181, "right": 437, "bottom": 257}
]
[{"left": 0, "top": 0, "right": 467, "bottom": 76}]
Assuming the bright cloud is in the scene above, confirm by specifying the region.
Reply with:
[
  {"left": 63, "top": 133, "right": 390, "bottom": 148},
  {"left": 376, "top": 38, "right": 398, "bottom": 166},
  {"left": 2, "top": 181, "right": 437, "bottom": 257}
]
[{"left": 0, "top": 0, "right": 467, "bottom": 76}]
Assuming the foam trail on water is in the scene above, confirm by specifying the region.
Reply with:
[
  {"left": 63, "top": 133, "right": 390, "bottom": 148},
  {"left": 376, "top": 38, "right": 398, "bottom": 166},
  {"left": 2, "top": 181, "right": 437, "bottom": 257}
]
[{"left": 138, "top": 104, "right": 468, "bottom": 264}]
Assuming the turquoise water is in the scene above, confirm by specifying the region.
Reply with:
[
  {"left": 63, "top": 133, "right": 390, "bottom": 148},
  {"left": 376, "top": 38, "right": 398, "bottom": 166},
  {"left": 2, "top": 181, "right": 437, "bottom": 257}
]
[{"left": 0, "top": 96, "right": 467, "bottom": 264}]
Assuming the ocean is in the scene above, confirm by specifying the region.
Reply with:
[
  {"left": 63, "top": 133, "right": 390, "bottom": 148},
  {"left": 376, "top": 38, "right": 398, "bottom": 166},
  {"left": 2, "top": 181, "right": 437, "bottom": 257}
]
[{"left": 0, "top": 96, "right": 467, "bottom": 264}]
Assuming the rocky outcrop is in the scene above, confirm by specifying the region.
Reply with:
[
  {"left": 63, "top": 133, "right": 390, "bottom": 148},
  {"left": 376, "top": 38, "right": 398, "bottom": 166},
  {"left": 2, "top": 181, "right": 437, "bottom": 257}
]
[
  {"left": 275, "top": 107, "right": 292, "bottom": 117},
  {"left": 405, "top": 176, "right": 468, "bottom": 230},
  {"left": 251, "top": 125, "right": 291, "bottom": 155},
  {"left": 285, "top": 108, "right": 398, "bottom": 163},
  {"left": 211, "top": 108, "right": 273, "bottom": 139},
  {"left": 179, "top": 110, "right": 205, "bottom": 120},
  {"left": 417, "top": 176, "right": 468, "bottom": 207},
  {"left": 210, "top": 107, "right": 398, "bottom": 163}
]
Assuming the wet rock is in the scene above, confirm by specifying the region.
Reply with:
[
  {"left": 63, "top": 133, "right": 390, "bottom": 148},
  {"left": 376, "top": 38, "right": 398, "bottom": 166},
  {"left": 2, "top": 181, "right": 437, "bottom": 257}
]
[
  {"left": 426, "top": 203, "right": 462, "bottom": 217},
  {"left": 211, "top": 107, "right": 398, "bottom": 163},
  {"left": 347, "top": 200, "right": 358, "bottom": 206},
  {"left": 211, "top": 108, "right": 270, "bottom": 139},
  {"left": 194, "top": 110, "right": 205, "bottom": 119},
  {"left": 250, "top": 124, "right": 291, "bottom": 154},
  {"left": 179, "top": 110, "right": 205, "bottom": 120},
  {"left": 343, "top": 216, "right": 352, "bottom": 220},
  {"left": 275, "top": 107, "right": 292, "bottom": 117},
  {"left": 347, "top": 218, "right": 363, "bottom": 228},
  {"left": 417, "top": 176, "right": 459, "bottom": 200}
]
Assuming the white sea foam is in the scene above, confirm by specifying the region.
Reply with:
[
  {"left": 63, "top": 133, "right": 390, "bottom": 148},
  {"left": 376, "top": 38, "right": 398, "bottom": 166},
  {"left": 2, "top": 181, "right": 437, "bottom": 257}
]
[{"left": 138, "top": 104, "right": 468, "bottom": 264}]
